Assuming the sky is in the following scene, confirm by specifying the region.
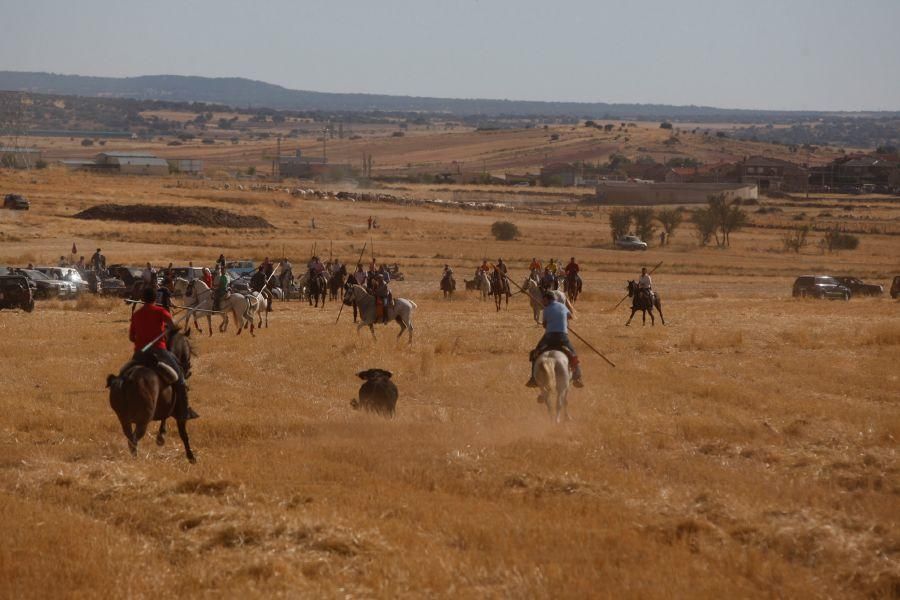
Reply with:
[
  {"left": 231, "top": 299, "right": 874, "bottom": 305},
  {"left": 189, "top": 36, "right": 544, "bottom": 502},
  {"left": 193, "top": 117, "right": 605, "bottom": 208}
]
[{"left": 1, "top": 0, "right": 898, "bottom": 111}]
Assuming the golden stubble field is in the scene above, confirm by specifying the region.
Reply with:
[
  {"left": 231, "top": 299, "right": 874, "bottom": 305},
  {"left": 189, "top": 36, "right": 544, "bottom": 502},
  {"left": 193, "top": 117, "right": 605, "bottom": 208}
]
[{"left": 0, "top": 169, "right": 898, "bottom": 598}]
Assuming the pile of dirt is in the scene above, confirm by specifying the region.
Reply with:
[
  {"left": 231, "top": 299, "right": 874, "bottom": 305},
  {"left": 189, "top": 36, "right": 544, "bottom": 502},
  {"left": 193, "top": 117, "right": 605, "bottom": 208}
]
[{"left": 73, "top": 204, "right": 273, "bottom": 229}]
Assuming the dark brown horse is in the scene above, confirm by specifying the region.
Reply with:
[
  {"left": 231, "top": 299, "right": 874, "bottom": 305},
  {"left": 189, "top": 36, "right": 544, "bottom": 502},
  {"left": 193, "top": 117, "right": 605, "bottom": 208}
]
[
  {"left": 626, "top": 280, "right": 665, "bottom": 326},
  {"left": 328, "top": 265, "right": 347, "bottom": 301},
  {"left": 308, "top": 271, "right": 328, "bottom": 308},
  {"left": 106, "top": 330, "right": 196, "bottom": 463},
  {"left": 440, "top": 273, "right": 456, "bottom": 299},
  {"left": 491, "top": 270, "right": 510, "bottom": 311},
  {"left": 564, "top": 272, "right": 582, "bottom": 303}
]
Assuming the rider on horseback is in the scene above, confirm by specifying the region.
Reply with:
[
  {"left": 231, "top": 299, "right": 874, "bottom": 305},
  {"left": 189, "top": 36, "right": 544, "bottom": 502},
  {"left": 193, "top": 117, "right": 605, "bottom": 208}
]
[
  {"left": 565, "top": 257, "right": 579, "bottom": 278},
  {"left": 213, "top": 267, "right": 228, "bottom": 312},
  {"left": 129, "top": 287, "right": 197, "bottom": 419},
  {"left": 541, "top": 267, "right": 556, "bottom": 291},
  {"left": 638, "top": 267, "right": 653, "bottom": 300},
  {"left": 525, "top": 291, "right": 584, "bottom": 388},
  {"left": 373, "top": 274, "right": 393, "bottom": 324},
  {"left": 251, "top": 265, "right": 273, "bottom": 312},
  {"left": 529, "top": 257, "right": 542, "bottom": 275}
]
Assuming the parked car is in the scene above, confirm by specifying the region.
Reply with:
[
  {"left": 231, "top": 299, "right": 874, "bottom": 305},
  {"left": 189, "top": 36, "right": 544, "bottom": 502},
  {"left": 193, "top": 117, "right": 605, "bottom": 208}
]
[
  {"left": 615, "top": 235, "right": 648, "bottom": 251},
  {"left": 3, "top": 194, "right": 29, "bottom": 210},
  {"left": 891, "top": 276, "right": 900, "bottom": 299},
  {"left": 34, "top": 267, "right": 87, "bottom": 294},
  {"left": 14, "top": 268, "right": 71, "bottom": 299},
  {"left": 833, "top": 276, "right": 883, "bottom": 297},
  {"left": 792, "top": 275, "right": 851, "bottom": 300},
  {"left": 0, "top": 274, "right": 35, "bottom": 312},
  {"left": 170, "top": 266, "right": 204, "bottom": 281},
  {"left": 226, "top": 260, "right": 255, "bottom": 277}
]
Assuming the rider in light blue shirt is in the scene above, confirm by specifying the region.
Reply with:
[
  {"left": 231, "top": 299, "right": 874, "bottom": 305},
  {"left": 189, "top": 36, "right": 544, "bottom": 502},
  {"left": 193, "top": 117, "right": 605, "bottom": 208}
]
[{"left": 526, "top": 291, "right": 584, "bottom": 388}]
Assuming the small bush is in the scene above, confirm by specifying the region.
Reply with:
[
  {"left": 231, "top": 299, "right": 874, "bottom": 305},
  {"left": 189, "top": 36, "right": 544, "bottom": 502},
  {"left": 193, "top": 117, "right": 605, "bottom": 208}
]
[
  {"left": 34, "top": 159, "right": 48, "bottom": 170},
  {"left": 80, "top": 138, "right": 94, "bottom": 146},
  {"left": 491, "top": 221, "right": 520, "bottom": 241},
  {"left": 820, "top": 228, "right": 859, "bottom": 252},
  {"left": 659, "top": 122, "right": 673, "bottom": 129},
  {"left": 782, "top": 225, "right": 810, "bottom": 253}
]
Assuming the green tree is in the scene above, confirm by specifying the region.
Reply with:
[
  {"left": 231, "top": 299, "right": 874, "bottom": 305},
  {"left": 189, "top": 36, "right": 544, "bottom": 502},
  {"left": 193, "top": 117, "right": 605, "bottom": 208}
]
[
  {"left": 782, "top": 225, "right": 810, "bottom": 253},
  {"left": 609, "top": 208, "right": 632, "bottom": 242},
  {"left": 691, "top": 207, "right": 717, "bottom": 246},
  {"left": 632, "top": 208, "right": 657, "bottom": 244},
  {"left": 656, "top": 208, "right": 683, "bottom": 244},
  {"left": 491, "top": 221, "right": 520, "bottom": 241}
]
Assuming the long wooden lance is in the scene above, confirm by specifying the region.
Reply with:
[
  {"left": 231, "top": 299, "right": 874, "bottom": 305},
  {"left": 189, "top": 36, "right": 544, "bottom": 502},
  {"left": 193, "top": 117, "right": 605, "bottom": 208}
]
[
  {"left": 139, "top": 310, "right": 191, "bottom": 354},
  {"left": 611, "top": 260, "right": 663, "bottom": 311},
  {"left": 335, "top": 241, "right": 367, "bottom": 324},
  {"left": 503, "top": 272, "right": 615, "bottom": 368},
  {"left": 125, "top": 298, "right": 225, "bottom": 315}
]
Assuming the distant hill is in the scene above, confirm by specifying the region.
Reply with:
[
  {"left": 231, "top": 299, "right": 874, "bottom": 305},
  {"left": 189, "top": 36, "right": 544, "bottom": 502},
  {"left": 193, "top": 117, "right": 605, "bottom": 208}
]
[{"left": 3, "top": 71, "right": 896, "bottom": 122}]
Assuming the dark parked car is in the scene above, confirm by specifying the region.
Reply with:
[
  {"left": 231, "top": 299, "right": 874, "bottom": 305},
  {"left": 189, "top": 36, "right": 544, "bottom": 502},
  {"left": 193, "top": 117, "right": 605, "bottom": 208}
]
[
  {"left": 891, "top": 276, "right": 900, "bottom": 299},
  {"left": 0, "top": 274, "right": 35, "bottom": 311},
  {"left": 833, "top": 276, "right": 883, "bottom": 297},
  {"left": 792, "top": 275, "right": 851, "bottom": 300},
  {"left": 3, "top": 194, "right": 29, "bottom": 210},
  {"left": 14, "top": 268, "right": 70, "bottom": 299}
]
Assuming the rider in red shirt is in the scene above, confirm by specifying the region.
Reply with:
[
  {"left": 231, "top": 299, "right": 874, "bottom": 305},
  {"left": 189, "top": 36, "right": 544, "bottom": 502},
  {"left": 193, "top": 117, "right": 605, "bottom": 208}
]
[
  {"left": 129, "top": 287, "right": 197, "bottom": 420},
  {"left": 564, "top": 257, "right": 580, "bottom": 277}
]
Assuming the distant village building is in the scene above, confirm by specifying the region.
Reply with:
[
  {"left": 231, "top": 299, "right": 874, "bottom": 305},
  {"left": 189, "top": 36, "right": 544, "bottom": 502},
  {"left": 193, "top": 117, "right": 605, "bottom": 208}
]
[
  {"left": 737, "top": 156, "right": 807, "bottom": 191},
  {"left": 540, "top": 162, "right": 582, "bottom": 187},
  {"left": 168, "top": 158, "right": 203, "bottom": 175},
  {"left": 594, "top": 181, "right": 758, "bottom": 206},
  {"left": 278, "top": 149, "right": 352, "bottom": 180},
  {"left": 61, "top": 152, "right": 171, "bottom": 176},
  {"left": 0, "top": 147, "right": 42, "bottom": 169},
  {"left": 808, "top": 153, "right": 900, "bottom": 191}
]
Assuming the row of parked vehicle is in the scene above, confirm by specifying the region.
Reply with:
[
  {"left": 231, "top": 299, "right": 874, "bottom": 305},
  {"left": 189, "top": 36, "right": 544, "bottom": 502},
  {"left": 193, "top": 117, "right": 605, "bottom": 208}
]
[{"left": 792, "top": 275, "right": 900, "bottom": 300}]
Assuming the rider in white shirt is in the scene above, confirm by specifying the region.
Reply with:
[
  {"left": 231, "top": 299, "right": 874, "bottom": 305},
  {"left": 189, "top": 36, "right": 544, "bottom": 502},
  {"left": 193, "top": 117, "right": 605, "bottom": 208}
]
[{"left": 637, "top": 267, "right": 653, "bottom": 299}]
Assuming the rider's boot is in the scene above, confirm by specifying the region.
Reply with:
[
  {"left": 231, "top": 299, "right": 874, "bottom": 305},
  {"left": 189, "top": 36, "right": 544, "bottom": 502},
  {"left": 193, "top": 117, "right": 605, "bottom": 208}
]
[
  {"left": 174, "top": 383, "right": 199, "bottom": 420},
  {"left": 572, "top": 365, "right": 584, "bottom": 388},
  {"left": 525, "top": 360, "right": 538, "bottom": 388}
]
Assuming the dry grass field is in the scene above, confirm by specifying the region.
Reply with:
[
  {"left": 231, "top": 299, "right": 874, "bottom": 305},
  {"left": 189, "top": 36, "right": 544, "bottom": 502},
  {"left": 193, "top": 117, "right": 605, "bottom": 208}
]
[{"left": 0, "top": 168, "right": 898, "bottom": 598}]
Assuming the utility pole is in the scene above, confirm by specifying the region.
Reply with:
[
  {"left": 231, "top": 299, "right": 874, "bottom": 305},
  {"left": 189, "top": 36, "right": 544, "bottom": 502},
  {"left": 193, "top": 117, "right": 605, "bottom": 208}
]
[{"left": 322, "top": 126, "right": 328, "bottom": 163}]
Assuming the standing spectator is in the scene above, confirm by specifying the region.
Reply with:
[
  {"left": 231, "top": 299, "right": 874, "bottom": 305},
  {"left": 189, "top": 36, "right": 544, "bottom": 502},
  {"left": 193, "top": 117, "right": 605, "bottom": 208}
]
[
  {"left": 91, "top": 249, "right": 102, "bottom": 272},
  {"left": 76, "top": 256, "right": 86, "bottom": 270},
  {"left": 367, "top": 216, "right": 373, "bottom": 230}
]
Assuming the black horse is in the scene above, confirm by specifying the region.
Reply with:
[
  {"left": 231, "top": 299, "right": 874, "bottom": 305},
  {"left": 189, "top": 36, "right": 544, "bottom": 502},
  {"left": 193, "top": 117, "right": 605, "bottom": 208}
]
[
  {"left": 307, "top": 271, "right": 328, "bottom": 308},
  {"left": 564, "top": 272, "right": 582, "bottom": 303},
  {"left": 626, "top": 280, "right": 665, "bottom": 326},
  {"left": 440, "top": 273, "right": 456, "bottom": 299},
  {"left": 328, "top": 265, "right": 347, "bottom": 301}
]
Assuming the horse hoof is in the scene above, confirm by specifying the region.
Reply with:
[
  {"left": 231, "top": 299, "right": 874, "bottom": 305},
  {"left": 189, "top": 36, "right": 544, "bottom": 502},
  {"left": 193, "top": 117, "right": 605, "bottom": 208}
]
[{"left": 187, "top": 455, "right": 197, "bottom": 464}]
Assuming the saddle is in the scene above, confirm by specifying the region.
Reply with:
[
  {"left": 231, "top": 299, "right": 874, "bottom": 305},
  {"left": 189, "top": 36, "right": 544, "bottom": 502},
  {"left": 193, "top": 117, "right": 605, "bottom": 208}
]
[
  {"left": 117, "top": 353, "right": 179, "bottom": 385},
  {"left": 530, "top": 343, "right": 579, "bottom": 370}
]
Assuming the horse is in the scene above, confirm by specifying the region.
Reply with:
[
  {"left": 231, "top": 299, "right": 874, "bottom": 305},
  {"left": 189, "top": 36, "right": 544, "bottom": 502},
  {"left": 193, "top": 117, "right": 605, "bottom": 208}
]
[
  {"left": 564, "top": 272, "right": 582, "bottom": 303},
  {"left": 474, "top": 270, "right": 491, "bottom": 301},
  {"left": 184, "top": 279, "right": 254, "bottom": 335},
  {"left": 307, "top": 270, "right": 328, "bottom": 308},
  {"left": 491, "top": 270, "right": 510, "bottom": 311},
  {"left": 106, "top": 330, "right": 196, "bottom": 462},
  {"left": 329, "top": 265, "right": 347, "bottom": 301},
  {"left": 440, "top": 273, "right": 456, "bottom": 299},
  {"left": 523, "top": 278, "right": 543, "bottom": 324},
  {"left": 279, "top": 267, "right": 294, "bottom": 301},
  {"left": 342, "top": 284, "right": 417, "bottom": 344},
  {"left": 233, "top": 290, "right": 265, "bottom": 334},
  {"left": 626, "top": 280, "right": 665, "bottom": 326},
  {"left": 533, "top": 350, "right": 570, "bottom": 424}
]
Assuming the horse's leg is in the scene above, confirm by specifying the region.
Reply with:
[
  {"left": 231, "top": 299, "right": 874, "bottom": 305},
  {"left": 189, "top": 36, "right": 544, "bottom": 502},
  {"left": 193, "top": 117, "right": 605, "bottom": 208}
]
[
  {"left": 121, "top": 421, "right": 137, "bottom": 456},
  {"left": 656, "top": 299, "right": 665, "bottom": 325},
  {"left": 649, "top": 307, "right": 655, "bottom": 326},
  {"left": 132, "top": 419, "right": 149, "bottom": 454},
  {"left": 626, "top": 309, "right": 636, "bottom": 326},
  {"left": 175, "top": 419, "right": 196, "bottom": 464},
  {"left": 396, "top": 318, "right": 406, "bottom": 339},
  {"left": 369, "top": 324, "right": 377, "bottom": 340},
  {"left": 156, "top": 419, "right": 167, "bottom": 446}
]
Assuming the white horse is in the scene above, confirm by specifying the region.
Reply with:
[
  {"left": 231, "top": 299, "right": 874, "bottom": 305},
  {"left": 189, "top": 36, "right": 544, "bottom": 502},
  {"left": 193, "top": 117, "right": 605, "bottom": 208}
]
[
  {"left": 523, "top": 278, "right": 543, "bottom": 324},
  {"left": 533, "top": 350, "right": 570, "bottom": 423},
  {"left": 183, "top": 280, "right": 254, "bottom": 336},
  {"left": 475, "top": 270, "right": 491, "bottom": 301},
  {"left": 236, "top": 290, "right": 265, "bottom": 335},
  {"left": 342, "top": 284, "right": 417, "bottom": 344}
]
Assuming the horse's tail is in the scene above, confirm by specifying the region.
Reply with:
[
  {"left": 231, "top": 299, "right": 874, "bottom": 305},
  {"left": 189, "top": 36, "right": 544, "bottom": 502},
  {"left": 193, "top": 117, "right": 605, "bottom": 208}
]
[
  {"left": 536, "top": 355, "right": 555, "bottom": 391},
  {"left": 406, "top": 299, "right": 418, "bottom": 310}
]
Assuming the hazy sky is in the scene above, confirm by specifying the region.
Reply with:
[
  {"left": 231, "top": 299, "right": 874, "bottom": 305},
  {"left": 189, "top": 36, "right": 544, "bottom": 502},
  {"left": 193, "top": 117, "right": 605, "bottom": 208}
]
[{"left": 1, "top": 0, "right": 898, "bottom": 111}]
